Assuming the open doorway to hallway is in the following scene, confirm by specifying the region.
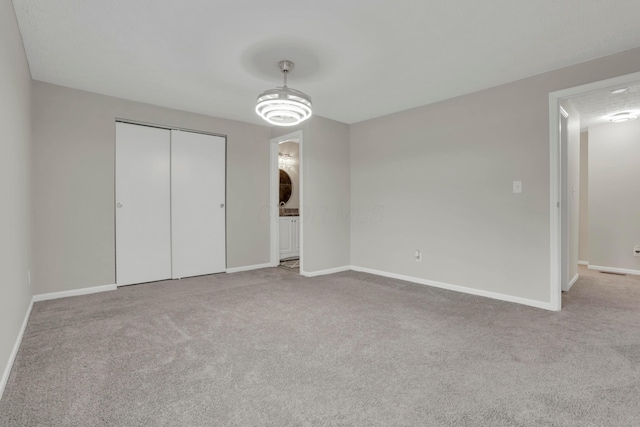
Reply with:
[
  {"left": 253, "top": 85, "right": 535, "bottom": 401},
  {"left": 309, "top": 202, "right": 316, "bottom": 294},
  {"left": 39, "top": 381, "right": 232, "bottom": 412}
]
[
  {"left": 550, "top": 72, "right": 640, "bottom": 310},
  {"left": 564, "top": 264, "right": 640, "bottom": 309}
]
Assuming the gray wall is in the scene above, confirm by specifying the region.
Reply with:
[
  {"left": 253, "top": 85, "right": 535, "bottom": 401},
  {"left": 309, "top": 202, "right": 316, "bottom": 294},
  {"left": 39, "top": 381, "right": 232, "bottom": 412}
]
[
  {"left": 279, "top": 141, "right": 300, "bottom": 209},
  {"left": 350, "top": 48, "right": 640, "bottom": 304},
  {"left": 588, "top": 120, "right": 640, "bottom": 272},
  {"left": 32, "top": 81, "right": 271, "bottom": 294},
  {"left": 272, "top": 116, "right": 351, "bottom": 273},
  {"left": 579, "top": 132, "right": 589, "bottom": 262},
  {"left": 0, "top": 0, "right": 32, "bottom": 393}
]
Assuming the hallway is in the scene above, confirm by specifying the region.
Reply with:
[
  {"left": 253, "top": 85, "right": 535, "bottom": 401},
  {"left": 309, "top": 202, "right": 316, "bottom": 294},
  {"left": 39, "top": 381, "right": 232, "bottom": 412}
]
[{"left": 563, "top": 265, "right": 640, "bottom": 311}]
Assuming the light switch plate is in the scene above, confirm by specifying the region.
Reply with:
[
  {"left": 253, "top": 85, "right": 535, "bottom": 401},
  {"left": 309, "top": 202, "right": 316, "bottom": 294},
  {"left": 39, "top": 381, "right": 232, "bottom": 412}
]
[{"left": 513, "top": 181, "right": 522, "bottom": 194}]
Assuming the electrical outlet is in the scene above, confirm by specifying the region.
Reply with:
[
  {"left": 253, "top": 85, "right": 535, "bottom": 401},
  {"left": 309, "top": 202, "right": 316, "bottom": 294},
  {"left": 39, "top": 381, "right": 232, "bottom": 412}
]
[{"left": 415, "top": 250, "right": 422, "bottom": 262}]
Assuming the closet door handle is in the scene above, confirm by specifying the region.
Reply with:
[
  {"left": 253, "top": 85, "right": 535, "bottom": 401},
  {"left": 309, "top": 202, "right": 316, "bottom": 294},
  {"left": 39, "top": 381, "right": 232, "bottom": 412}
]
[
  {"left": 220, "top": 203, "right": 225, "bottom": 208},
  {"left": 116, "top": 202, "right": 123, "bottom": 208}
]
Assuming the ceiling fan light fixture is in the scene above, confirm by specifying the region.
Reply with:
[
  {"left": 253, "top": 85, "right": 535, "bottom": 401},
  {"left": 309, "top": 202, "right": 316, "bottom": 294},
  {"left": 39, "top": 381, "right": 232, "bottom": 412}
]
[
  {"left": 256, "top": 60, "right": 313, "bottom": 127},
  {"left": 607, "top": 111, "right": 637, "bottom": 123}
]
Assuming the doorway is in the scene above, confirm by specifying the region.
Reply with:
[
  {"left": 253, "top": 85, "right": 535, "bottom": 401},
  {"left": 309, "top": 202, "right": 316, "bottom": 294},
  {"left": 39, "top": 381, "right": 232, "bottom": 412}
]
[
  {"left": 270, "top": 130, "right": 304, "bottom": 273},
  {"left": 549, "top": 70, "right": 640, "bottom": 310}
]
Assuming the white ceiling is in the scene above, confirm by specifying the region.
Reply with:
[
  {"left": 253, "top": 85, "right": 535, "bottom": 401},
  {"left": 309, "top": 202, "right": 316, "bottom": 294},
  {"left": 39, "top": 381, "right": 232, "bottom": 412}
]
[
  {"left": 13, "top": 0, "right": 640, "bottom": 125},
  {"left": 569, "top": 83, "right": 640, "bottom": 131}
]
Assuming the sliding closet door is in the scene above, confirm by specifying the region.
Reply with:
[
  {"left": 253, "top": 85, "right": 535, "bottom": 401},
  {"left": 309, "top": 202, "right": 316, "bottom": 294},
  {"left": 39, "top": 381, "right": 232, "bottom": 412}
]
[
  {"left": 171, "top": 130, "right": 226, "bottom": 278},
  {"left": 115, "top": 123, "right": 172, "bottom": 286}
]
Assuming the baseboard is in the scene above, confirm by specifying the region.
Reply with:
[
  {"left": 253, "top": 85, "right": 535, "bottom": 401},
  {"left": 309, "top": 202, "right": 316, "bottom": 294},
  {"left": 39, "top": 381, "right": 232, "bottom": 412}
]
[
  {"left": 301, "top": 265, "right": 351, "bottom": 277},
  {"left": 587, "top": 265, "right": 640, "bottom": 276},
  {"left": 33, "top": 284, "right": 117, "bottom": 302},
  {"left": 0, "top": 298, "right": 33, "bottom": 400},
  {"left": 350, "top": 265, "right": 555, "bottom": 311},
  {"left": 566, "top": 273, "right": 579, "bottom": 291},
  {"left": 226, "top": 262, "right": 273, "bottom": 274},
  {"left": 578, "top": 260, "right": 588, "bottom": 266}
]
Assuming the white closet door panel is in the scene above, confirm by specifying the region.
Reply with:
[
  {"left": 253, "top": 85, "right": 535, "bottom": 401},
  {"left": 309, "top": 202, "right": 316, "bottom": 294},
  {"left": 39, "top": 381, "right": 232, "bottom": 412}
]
[
  {"left": 171, "top": 130, "right": 226, "bottom": 278},
  {"left": 115, "top": 123, "right": 172, "bottom": 286}
]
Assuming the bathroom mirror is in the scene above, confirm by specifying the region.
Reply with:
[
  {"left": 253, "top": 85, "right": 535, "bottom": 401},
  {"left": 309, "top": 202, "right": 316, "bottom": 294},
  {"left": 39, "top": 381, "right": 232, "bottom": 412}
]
[{"left": 279, "top": 169, "right": 292, "bottom": 205}]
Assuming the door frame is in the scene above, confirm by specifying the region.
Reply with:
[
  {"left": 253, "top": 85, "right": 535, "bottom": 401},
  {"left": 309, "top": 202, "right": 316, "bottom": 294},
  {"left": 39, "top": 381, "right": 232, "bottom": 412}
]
[
  {"left": 559, "top": 107, "right": 569, "bottom": 293},
  {"left": 548, "top": 70, "right": 640, "bottom": 311},
  {"left": 270, "top": 130, "right": 304, "bottom": 273}
]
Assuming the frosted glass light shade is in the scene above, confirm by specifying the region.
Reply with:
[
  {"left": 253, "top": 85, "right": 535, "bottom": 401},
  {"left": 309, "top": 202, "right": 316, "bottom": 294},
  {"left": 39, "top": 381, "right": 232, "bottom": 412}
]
[{"left": 256, "top": 87, "right": 312, "bottom": 126}]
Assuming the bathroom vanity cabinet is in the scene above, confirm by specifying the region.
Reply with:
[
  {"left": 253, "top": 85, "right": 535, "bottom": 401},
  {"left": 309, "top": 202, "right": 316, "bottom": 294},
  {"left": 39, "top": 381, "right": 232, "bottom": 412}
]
[{"left": 279, "top": 216, "right": 300, "bottom": 260}]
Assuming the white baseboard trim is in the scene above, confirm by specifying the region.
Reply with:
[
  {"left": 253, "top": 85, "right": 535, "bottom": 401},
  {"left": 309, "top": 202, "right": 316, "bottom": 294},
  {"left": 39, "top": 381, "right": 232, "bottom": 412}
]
[
  {"left": 0, "top": 298, "right": 33, "bottom": 400},
  {"left": 33, "top": 284, "right": 117, "bottom": 302},
  {"left": 350, "top": 265, "right": 555, "bottom": 311},
  {"left": 566, "top": 273, "right": 579, "bottom": 291},
  {"left": 301, "top": 265, "right": 351, "bottom": 277},
  {"left": 587, "top": 265, "right": 640, "bottom": 276},
  {"left": 226, "top": 262, "right": 273, "bottom": 274},
  {"left": 578, "top": 260, "right": 588, "bottom": 266}
]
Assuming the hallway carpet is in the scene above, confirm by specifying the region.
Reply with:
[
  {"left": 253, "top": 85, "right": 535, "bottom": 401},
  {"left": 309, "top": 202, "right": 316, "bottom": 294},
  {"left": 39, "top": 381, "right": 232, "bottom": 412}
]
[{"left": 1, "top": 266, "right": 639, "bottom": 426}]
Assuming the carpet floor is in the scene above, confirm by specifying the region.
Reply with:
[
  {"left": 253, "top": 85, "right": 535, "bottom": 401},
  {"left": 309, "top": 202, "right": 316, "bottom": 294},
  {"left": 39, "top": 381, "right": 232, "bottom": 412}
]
[{"left": 1, "top": 266, "right": 639, "bottom": 426}]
